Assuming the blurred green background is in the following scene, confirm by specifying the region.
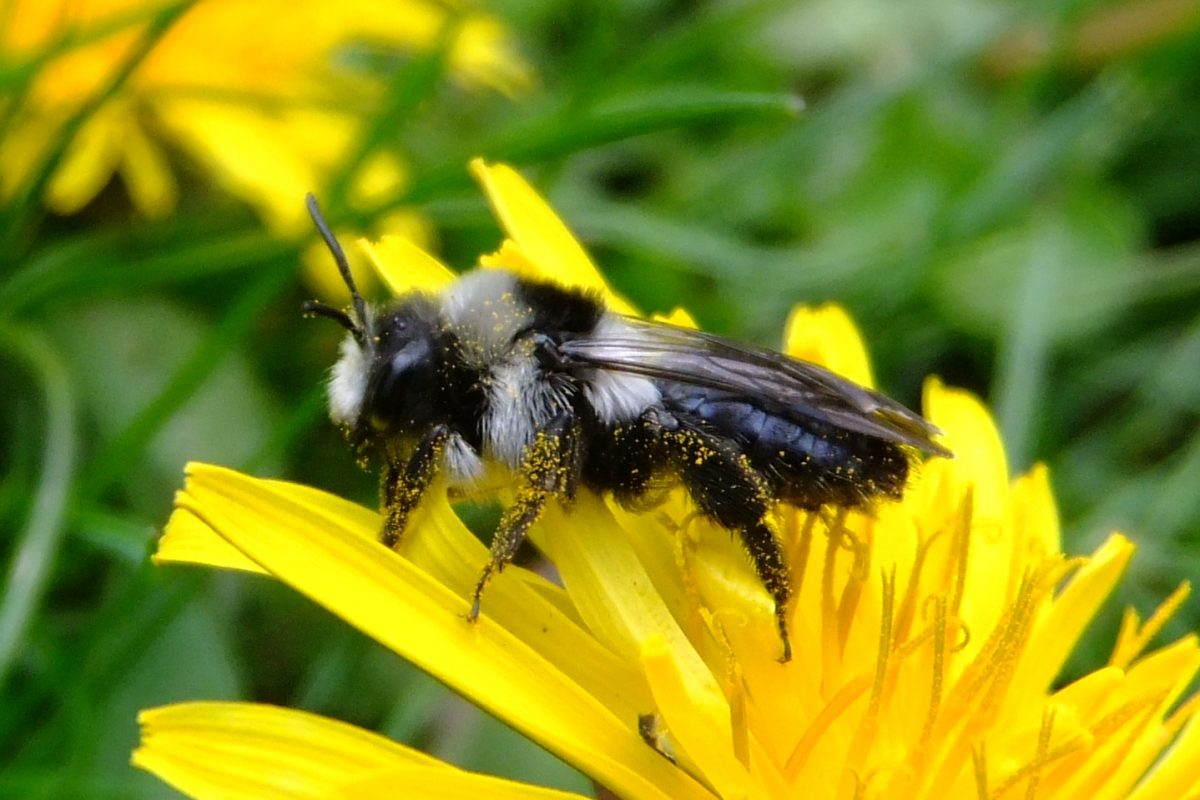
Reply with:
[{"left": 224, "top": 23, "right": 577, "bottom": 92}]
[{"left": 2, "top": 0, "right": 1199, "bottom": 796}]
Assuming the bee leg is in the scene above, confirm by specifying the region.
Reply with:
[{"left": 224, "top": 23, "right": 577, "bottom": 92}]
[
  {"left": 380, "top": 423, "right": 451, "bottom": 549},
  {"left": 743, "top": 519, "right": 793, "bottom": 664},
  {"left": 668, "top": 424, "right": 793, "bottom": 663},
  {"left": 468, "top": 413, "right": 580, "bottom": 621}
]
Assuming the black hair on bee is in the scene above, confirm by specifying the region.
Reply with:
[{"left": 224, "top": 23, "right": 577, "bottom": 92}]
[{"left": 303, "top": 193, "right": 950, "bottom": 663}]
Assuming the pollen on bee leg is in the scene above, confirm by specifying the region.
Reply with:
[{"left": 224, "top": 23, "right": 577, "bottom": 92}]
[{"left": 736, "top": 513, "right": 792, "bottom": 663}]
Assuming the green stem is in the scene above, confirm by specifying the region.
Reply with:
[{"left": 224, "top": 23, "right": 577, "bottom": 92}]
[{"left": 0, "top": 325, "right": 77, "bottom": 685}]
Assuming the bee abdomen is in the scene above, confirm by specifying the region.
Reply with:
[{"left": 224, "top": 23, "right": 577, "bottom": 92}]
[{"left": 661, "top": 383, "right": 909, "bottom": 509}]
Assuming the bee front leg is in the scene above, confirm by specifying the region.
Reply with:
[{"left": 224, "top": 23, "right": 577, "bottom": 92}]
[
  {"left": 468, "top": 413, "right": 580, "bottom": 621},
  {"left": 381, "top": 423, "right": 451, "bottom": 549}
]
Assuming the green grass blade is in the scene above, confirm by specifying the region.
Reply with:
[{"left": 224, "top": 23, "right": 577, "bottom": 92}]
[
  {"left": 369, "top": 87, "right": 802, "bottom": 210},
  {"left": 0, "top": 325, "right": 77, "bottom": 685}
]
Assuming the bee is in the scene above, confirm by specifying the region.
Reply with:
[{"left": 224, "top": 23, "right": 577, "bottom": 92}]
[{"left": 302, "top": 195, "right": 950, "bottom": 662}]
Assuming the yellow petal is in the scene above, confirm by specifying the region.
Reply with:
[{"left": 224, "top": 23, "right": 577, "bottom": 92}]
[
  {"left": 782, "top": 304, "right": 874, "bottom": 388},
  {"left": 137, "top": 701, "right": 593, "bottom": 799},
  {"left": 922, "top": 378, "right": 1009, "bottom": 524},
  {"left": 1010, "top": 463, "right": 1061, "bottom": 564},
  {"left": 309, "top": 212, "right": 438, "bottom": 304},
  {"left": 1130, "top": 687, "right": 1200, "bottom": 799},
  {"left": 468, "top": 159, "right": 637, "bottom": 314},
  {"left": 134, "top": 702, "right": 441, "bottom": 800},
  {"left": 1075, "top": 638, "right": 1200, "bottom": 800},
  {"left": 170, "top": 464, "right": 711, "bottom": 800},
  {"left": 359, "top": 234, "right": 456, "bottom": 297},
  {"left": 154, "top": 101, "right": 316, "bottom": 233},
  {"left": 46, "top": 109, "right": 122, "bottom": 214},
  {"left": 533, "top": 498, "right": 755, "bottom": 794},
  {"left": 467, "top": 159, "right": 596, "bottom": 286},
  {"left": 654, "top": 308, "right": 697, "bottom": 328},
  {"left": 1004, "top": 534, "right": 1134, "bottom": 711},
  {"left": 1121, "top": 636, "right": 1200, "bottom": 711},
  {"left": 341, "top": 766, "right": 588, "bottom": 800},
  {"left": 534, "top": 497, "right": 697, "bottom": 667},
  {"left": 385, "top": 490, "right": 655, "bottom": 724},
  {"left": 157, "top": 503, "right": 267, "bottom": 575},
  {"left": 167, "top": 464, "right": 650, "bottom": 723},
  {"left": 119, "top": 118, "right": 178, "bottom": 218},
  {"left": 921, "top": 378, "right": 1015, "bottom": 655},
  {"left": 1111, "top": 582, "right": 1192, "bottom": 669},
  {"left": 478, "top": 239, "right": 541, "bottom": 276},
  {"left": 303, "top": 235, "right": 381, "bottom": 305},
  {"left": 157, "top": 468, "right": 379, "bottom": 575},
  {"left": 644, "top": 635, "right": 764, "bottom": 799}
]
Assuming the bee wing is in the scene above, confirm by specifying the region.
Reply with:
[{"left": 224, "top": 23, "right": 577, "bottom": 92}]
[{"left": 561, "top": 316, "right": 951, "bottom": 456}]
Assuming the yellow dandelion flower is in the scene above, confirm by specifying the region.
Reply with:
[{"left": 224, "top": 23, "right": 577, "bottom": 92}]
[
  {"left": 136, "top": 160, "right": 1200, "bottom": 799},
  {"left": 1, "top": 0, "right": 528, "bottom": 227}
]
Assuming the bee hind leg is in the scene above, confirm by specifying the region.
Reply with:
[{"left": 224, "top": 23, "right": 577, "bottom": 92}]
[
  {"left": 667, "top": 423, "right": 793, "bottom": 663},
  {"left": 468, "top": 412, "right": 581, "bottom": 621}
]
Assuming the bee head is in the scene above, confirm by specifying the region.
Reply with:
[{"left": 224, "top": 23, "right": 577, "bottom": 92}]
[
  {"left": 302, "top": 193, "right": 380, "bottom": 435},
  {"left": 303, "top": 194, "right": 439, "bottom": 443}
]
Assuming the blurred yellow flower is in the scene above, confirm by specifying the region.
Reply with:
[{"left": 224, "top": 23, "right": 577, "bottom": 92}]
[
  {"left": 1, "top": 0, "right": 528, "bottom": 295},
  {"left": 137, "top": 160, "right": 1200, "bottom": 799}
]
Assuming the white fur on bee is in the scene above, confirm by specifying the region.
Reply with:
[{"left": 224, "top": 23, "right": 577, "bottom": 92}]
[
  {"left": 482, "top": 353, "right": 574, "bottom": 467},
  {"left": 582, "top": 314, "right": 662, "bottom": 424},
  {"left": 328, "top": 333, "right": 370, "bottom": 426},
  {"left": 443, "top": 431, "right": 486, "bottom": 487},
  {"left": 441, "top": 270, "right": 531, "bottom": 363}
]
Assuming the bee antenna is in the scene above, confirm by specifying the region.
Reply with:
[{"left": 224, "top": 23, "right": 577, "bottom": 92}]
[
  {"left": 301, "top": 300, "right": 360, "bottom": 335},
  {"left": 305, "top": 193, "right": 370, "bottom": 345}
]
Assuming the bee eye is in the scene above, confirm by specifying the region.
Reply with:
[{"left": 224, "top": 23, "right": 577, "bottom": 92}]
[
  {"left": 364, "top": 336, "right": 435, "bottom": 432},
  {"left": 376, "top": 317, "right": 409, "bottom": 348}
]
